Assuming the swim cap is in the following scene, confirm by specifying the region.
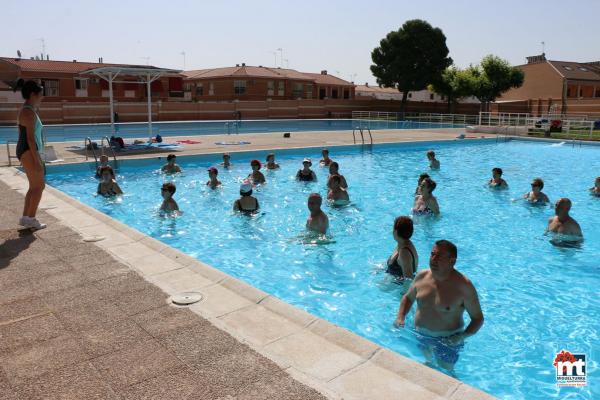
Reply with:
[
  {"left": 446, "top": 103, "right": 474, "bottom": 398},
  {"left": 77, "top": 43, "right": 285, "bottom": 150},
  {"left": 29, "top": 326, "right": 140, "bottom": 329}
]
[
  {"left": 303, "top": 158, "right": 312, "bottom": 165},
  {"left": 240, "top": 181, "right": 253, "bottom": 194},
  {"left": 251, "top": 159, "right": 262, "bottom": 168}
]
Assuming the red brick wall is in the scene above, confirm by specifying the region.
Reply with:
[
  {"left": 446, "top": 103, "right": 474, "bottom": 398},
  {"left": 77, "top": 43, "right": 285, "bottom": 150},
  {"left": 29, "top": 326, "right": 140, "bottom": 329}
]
[
  {"left": 0, "top": 99, "right": 481, "bottom": 125},
  {"left": 185, "top": 77, "right": 354, "bottom": 102},
  {"left": 499, "top": 62, "right": 564, "bottom": 101}
]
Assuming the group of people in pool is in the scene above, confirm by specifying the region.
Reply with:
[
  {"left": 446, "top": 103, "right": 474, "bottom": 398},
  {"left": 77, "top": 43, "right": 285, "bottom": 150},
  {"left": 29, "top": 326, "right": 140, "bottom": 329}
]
[
  {"left": 489, "top": 167, "right": 588, "bottom": 240},
  {"left": 96, "top": 149, "right": 348, "bottom": 233}
]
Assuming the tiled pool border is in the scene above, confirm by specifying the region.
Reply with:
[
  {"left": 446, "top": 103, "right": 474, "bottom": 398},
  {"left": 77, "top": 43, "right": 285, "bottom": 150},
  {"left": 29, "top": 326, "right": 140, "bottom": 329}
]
[{"left": 0, "top": 138, "right": 496, "bottom": 400}]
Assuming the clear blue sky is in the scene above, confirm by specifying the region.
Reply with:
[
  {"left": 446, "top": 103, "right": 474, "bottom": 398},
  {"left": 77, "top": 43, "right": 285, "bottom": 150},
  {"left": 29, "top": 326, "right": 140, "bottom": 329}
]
[{"left": 2, "top": 0, "right": 599, "bottom": 85}]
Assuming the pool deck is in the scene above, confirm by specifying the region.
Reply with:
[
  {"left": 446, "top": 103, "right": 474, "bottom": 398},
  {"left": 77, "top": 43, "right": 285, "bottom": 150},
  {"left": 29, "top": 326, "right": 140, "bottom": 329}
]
[
  {"left": 1, "top": 127, "right": 491, "bottom": 166},
  {"left": 0, "top": 129, "right": 496, "bottom": 399}
]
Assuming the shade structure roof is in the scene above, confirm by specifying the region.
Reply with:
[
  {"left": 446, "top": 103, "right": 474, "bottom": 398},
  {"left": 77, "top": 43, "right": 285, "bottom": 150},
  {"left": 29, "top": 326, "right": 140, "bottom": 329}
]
[{"left": 80, "top": 65, "right": 182, "bottom": 77}]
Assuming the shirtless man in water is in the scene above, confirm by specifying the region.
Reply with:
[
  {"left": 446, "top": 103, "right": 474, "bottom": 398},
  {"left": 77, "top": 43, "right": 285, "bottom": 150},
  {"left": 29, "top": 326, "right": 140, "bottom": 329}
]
[
  {"left": 395, "top": 240, "right": 484, "bottom": 370},
  {"left": 547, "top": 198, "right": 583, "bottom": 238},
  {"left": 306, "top": 193, "right": 329, "bottom": 234}
]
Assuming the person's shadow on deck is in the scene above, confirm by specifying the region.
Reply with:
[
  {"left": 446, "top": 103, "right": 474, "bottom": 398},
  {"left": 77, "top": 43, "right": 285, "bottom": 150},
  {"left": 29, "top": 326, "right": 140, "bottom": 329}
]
[{"left": 0, "top": 229, "right": 36, "bottom": 270}]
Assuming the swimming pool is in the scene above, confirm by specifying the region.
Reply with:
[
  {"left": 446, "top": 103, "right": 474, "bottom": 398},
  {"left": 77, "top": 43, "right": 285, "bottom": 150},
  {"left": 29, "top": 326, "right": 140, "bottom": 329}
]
[
  {"left": 0, "top": 118, "right": 463, "bottom": 143},
  {"left": 45, "top": 139, "right": 599, "bottom": 399}
]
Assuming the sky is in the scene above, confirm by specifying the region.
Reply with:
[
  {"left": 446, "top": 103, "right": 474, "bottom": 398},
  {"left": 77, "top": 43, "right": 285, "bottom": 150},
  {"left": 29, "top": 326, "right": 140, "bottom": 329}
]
[{"left": 2, "top": 0, "right": 599, "bottom": 85}]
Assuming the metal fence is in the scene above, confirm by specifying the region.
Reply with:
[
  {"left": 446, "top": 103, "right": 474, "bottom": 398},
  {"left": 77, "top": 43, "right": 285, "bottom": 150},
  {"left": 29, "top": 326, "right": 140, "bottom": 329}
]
[
  {"left": 478, "top": 112, "right": 596, "bottom": 140},
  {"left": 351, "top": 111, "right": 479, "bottom": 125}
]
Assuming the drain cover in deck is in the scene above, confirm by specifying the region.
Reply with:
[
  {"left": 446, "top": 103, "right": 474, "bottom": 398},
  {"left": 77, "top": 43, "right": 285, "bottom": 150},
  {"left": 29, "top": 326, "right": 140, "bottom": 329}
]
[{"left": 170, "top": 292, "right": 203, "bottom": 306}]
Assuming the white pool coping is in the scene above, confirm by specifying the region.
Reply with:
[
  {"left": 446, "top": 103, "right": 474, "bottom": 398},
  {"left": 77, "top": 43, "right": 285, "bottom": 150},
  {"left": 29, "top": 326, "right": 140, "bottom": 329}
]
[{"left": 0, "top": 154, "right": 495, "bottom": 399}]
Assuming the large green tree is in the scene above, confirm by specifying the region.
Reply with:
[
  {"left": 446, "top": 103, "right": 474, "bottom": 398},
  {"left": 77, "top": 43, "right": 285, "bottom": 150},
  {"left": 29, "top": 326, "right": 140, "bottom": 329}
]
[
  {"left": 428, "top": 67, "right": 476, "bottom": 112},
  {"left": 467, "top": 55, "right": 524, "bottom": 111},
  {"left": 371, "top": 19, "right": 452, "bottom": 112}
]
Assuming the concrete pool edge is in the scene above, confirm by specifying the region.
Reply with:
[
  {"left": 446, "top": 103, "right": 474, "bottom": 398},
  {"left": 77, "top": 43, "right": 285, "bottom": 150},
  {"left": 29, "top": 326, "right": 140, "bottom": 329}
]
[{"left": 0, "top": 168, "right": 495, "bottom": 399}]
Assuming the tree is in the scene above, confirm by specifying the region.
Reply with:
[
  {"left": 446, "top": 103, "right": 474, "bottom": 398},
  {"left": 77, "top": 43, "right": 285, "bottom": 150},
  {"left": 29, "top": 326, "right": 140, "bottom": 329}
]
[
  {"left": 428, "top": 67, "right": 476, "bottom": 112},
  {"left": 371, "top": 20, "right": 452, "bottom": 112},
  {"left": 467, "top": 55, "right": 524, "bottom": 111}
]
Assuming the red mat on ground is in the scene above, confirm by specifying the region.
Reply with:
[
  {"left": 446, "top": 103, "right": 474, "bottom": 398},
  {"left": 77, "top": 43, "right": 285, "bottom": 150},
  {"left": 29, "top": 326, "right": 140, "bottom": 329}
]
[{"left": 175, "top": 140, "right": 202, "bottom": 144}]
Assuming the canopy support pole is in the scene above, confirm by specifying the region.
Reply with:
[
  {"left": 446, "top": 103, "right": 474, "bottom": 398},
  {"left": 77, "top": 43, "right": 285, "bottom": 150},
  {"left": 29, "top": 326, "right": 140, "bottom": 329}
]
[
  {"left": 108, "top": 72, "right": 114, "bottom": 135},
  {"left": 147, "top": 73, "right": 152, "bottom": 143}
]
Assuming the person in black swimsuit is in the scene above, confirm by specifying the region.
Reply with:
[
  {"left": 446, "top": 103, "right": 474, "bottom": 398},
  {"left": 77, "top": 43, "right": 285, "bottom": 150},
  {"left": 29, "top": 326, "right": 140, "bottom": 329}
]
[
  {"left": 387, "top": 216, "right": 418, "bottom": 279},
  {"left": 233, "top": 181, "right": 259, "bottom": 213},
  {"left": 14, "top": 79, "right": 47, "bottom": 230},
  {"left": 296, "top": 158, "right": 317, "bottom": 181}
]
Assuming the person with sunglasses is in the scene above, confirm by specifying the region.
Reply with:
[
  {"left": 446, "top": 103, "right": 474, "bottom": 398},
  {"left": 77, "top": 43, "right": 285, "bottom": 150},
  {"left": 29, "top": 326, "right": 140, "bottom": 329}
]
[
  {"left": 160, "top": 182, "right": 179, "bottom": 212},
  {"left": 523, "top": 177, "right": 550, "bottom": 205}
]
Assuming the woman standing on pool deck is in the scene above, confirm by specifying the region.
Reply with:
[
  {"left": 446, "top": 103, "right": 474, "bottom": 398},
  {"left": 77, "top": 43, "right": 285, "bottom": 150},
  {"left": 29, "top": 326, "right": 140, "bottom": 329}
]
[{"left": 14, "top": 80, "right": 46, "bottom": 230}]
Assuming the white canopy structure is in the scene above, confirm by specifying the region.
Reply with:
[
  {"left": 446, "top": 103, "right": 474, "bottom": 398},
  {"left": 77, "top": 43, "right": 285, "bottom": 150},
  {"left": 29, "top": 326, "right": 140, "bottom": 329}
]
[{"left": 80, "top": 65, "right": 182, "bottom": 142}]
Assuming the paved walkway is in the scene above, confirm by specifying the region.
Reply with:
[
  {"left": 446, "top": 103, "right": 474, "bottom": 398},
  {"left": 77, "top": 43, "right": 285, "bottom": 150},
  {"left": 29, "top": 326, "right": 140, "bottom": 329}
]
[{"left": 0, "top": 180, "right": 326, "bottom": 399}]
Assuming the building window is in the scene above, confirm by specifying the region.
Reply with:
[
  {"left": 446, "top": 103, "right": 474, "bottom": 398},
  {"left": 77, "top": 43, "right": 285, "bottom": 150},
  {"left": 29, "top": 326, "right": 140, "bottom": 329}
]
[
  {"left": 278, "top": 81, "right": 284, "bottom": 96},
  {"left": 209, "top": 83, "right": 214, "bottom": 96},
  {"left": 331, "top": 88, "right": 338, "bottom": 99},
  {"left": 293, "top": 83, "right": 303, "bottom": 98},
  {"left": 343, "top": 89, "right": 349, "bottom": 99},
  {"left": 267, "top": 81, "right": 274, "bottom": 96},
  {"left": 75, "top": 79, "right": 88, "bottom": 90},
  {"left": 567, "top": 87, "right": 572, "bottom": 97},
  {"left": 196, "top": 84, "right": 204, "bottom": 96},
  {"left": 578, "top": 67, "right": 589, "bottom": 72},
  {"left": 234, "top": 80, "right": 246, "bottom": 95},
  {"left": 595, "top": 87, "right": 600, "bottom": 98},
  {"left": 305, "top": 84, "right": 313, "bottom": 99},
  {"left": 563, "top": 66, "right": 573, "bottom": 71},
  {"left": 124, "top": 90, "right": 135, "bottom": 98},
  {"left": 41, "top": 79, "right": 59, "bottom": 97},
  {"left": 441, "top": 95, "right": 446, "bottom": 101},
  {"left": 183, "top": 83, "right": 193, "bottom": 92},
  {"left": 408, "top": 92, "right": 412, "bottom": 98},
  {"left": 429, "top": 93, "right": 434, "bottom": 100}
]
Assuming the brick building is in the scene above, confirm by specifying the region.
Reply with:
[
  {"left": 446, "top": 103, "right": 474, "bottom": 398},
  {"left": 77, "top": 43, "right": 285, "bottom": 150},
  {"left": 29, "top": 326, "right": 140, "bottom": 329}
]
[
  {"left": 0, "top": 57, "right": 184, "bottom": 103},
  {"left": 355, "top": 83, "right": 479, "bottom": 103},
  {"left": 495, "top": 54, "right": 600, "bottom": 116},
  {"left": 182, "top": 64, "right": 355, "bottom": 102}
]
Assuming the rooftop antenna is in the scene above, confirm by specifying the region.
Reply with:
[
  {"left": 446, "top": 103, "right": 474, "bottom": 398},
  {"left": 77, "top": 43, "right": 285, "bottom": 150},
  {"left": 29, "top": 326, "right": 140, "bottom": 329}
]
[
  {"left": 140, "top": 56, "right": 150, "bottom": 65},
  {"left": 270, "top": 51, "right": 277, "bottom": 67},
  {"left": 17, "top": 50, "right": 22, "bottom": 58},
  {"left": 38, "top": 38, "right": 45, "bottom": 59},
  {"left": 541, "top": 41, "right": 545, "bottom": 55},
  {"left": 180, "top": 51, "right": 186, "bottom": 70},
  {"left": 349, "top": 73, "right": 357, "bottom": 83},
  {"left": 283, "top": 58, "right": 289, "bottom": 68},
  {"left": 277, "top": 48, "right": 283, "bottom": 67}
]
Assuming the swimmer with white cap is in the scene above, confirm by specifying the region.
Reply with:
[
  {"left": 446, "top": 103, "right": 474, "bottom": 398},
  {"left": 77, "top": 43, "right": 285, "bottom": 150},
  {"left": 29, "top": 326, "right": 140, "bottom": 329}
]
[
  {"left": 233, "top": 181, "right": 259, "bottom": 213},
  {"left": 296, "top": 158, "right": 317, "bottom": 182}
]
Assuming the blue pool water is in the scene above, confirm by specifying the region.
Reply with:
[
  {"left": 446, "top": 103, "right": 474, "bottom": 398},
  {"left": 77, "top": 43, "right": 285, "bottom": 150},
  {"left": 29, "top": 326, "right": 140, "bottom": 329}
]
[
  {"left": 45, "top": 139, "right": 599, "bottom": 399},
  {"left": 0, "top": 118, "right": 463, "bottom": 143}
]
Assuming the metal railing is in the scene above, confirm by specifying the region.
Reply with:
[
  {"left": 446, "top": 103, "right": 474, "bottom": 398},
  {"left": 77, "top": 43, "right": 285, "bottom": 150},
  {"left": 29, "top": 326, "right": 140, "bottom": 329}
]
[
  {"left": 351, "top": 111, "right": 478, "bottom": 125},
  {"left": 478, "top": 112, "right": 595, "bottom": 141},
  {"left": 5, "top": 140, "right": 18, "bottom": 167},
  {"left": 352, "top": 125, "right": 373, "bottom": 145}
]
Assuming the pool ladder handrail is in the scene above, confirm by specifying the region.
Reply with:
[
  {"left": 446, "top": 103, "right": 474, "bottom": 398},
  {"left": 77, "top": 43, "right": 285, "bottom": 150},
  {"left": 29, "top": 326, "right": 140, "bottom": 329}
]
[
  {"left": 224, "top": 121, "right": 240, "bottom": 135},
  {"left": 5, "top": 140, "right": 18, "bottom": 167},
  {"left": 352, "top": 125, "right": 373, "bottom": 145},
  {"left": 84, "top": 136, "right": 118, "bottom": 171}
]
